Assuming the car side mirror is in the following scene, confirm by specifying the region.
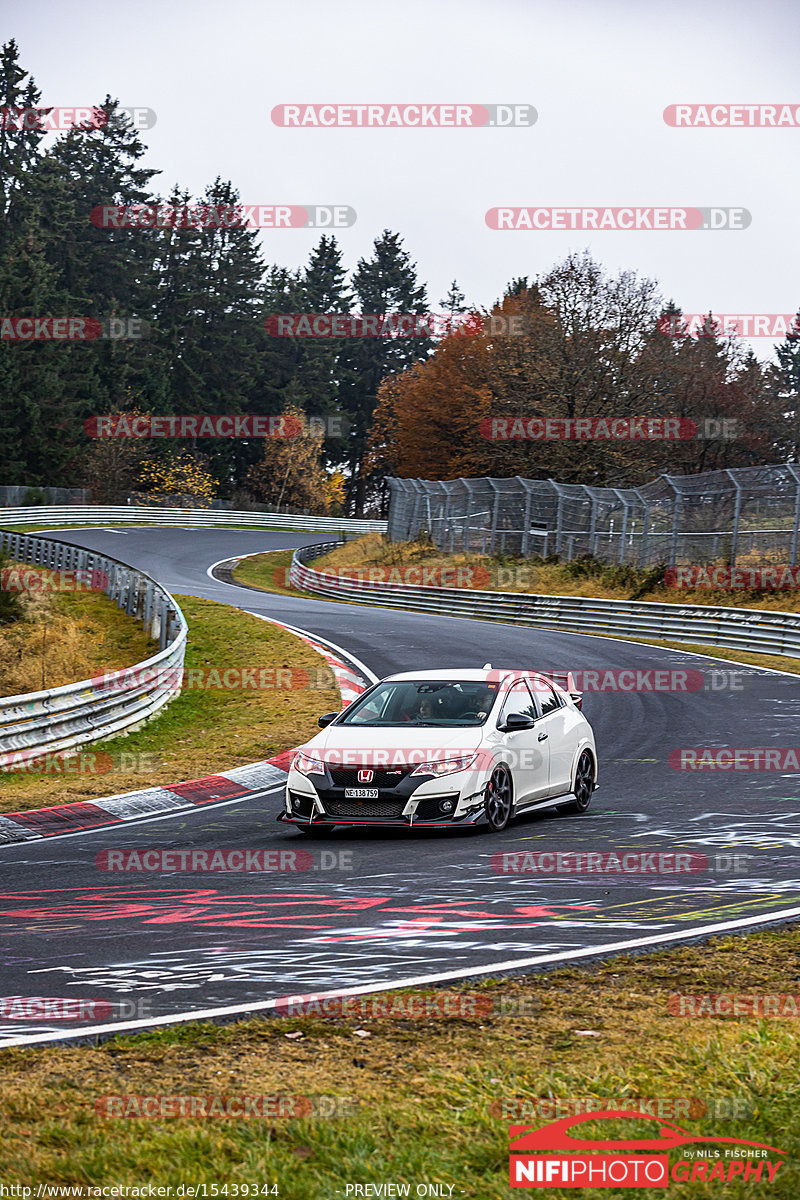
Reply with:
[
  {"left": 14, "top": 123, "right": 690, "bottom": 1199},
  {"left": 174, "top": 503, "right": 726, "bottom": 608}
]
[
  {"left": 501, "top": 712, "right": 535, "bottom": 732},
  {"left": 318, "top": 712, "right": 338, "bottom": 728}
]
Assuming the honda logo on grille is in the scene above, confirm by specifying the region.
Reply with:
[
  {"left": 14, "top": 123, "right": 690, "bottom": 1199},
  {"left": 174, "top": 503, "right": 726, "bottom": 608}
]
[{"left": 358, "top": 769, "right": 374, "bottom": 783}]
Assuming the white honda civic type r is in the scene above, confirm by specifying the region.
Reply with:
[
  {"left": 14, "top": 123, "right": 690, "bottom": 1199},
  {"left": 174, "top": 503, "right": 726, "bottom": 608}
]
[{"left": 278, "top": 665, "right": 598, "bottom": 834}]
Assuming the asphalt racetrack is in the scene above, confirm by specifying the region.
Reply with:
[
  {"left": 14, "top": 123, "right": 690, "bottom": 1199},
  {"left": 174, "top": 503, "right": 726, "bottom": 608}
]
[{"left": 2, "top": 526, "right": 800, "bottom": 1045}]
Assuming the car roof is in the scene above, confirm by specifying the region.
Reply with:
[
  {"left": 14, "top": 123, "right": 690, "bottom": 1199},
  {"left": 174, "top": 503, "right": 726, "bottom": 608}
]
[{"left": 382, "top": 669, "right": 530, "bottom": 683}]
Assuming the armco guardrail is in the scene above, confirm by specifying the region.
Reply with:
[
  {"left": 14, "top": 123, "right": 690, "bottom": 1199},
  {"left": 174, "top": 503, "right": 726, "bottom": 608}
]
[
  {"left": 0, "top": 505, "right": 386, "bottom": 534},
  {"left": 290, "top": 543, "right": 800, "bottom": 661},
  {"left": 0, "top": 530, "right": 187, "bottom": 767}
]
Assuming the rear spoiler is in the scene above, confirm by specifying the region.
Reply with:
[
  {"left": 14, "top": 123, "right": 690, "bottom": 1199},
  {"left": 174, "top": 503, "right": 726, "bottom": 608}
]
[{"left": 541, "top": 670, "right": 583, "bottom": 710}]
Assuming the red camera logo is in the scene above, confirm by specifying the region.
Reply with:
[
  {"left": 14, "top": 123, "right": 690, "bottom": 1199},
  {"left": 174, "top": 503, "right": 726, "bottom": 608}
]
[{"left": 509, "top": 1111, "right": 785, "bottom": 1188}]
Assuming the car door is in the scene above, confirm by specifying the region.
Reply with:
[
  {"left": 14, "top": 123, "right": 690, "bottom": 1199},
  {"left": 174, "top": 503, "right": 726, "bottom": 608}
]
[
  {"left": 530, "top": 675, "right": 574, "bottom": 797},
  {"left": 497, "top": 678, "right": 550, "bottom": 803}
]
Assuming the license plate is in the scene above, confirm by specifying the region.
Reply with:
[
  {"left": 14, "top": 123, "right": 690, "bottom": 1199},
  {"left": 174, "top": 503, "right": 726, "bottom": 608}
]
[{"left": 344, "top": 787, "right": 379, "bottom": 799}]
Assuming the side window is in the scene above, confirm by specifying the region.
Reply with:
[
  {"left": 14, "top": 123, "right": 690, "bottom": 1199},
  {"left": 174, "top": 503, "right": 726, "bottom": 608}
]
[
  {"left": 536, "top": 680, "right": 561, "bottom": 716},
  {"left": 499, "top": 679, "right": 537, "bottom": 724}
]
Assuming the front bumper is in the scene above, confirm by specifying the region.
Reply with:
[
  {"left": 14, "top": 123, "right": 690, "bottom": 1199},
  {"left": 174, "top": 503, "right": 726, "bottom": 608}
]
[
  {"left": 278, "top": 767, "right": 488, "bottom": 829},
  {"left": 277, "top": 807, "right": 487, "bottom": 829}
]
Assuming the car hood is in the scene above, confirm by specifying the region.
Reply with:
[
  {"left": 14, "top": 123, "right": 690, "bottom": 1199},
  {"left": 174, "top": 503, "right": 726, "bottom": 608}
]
[{"left": 300, "top": 723, "right": 486, "bottom": 764}]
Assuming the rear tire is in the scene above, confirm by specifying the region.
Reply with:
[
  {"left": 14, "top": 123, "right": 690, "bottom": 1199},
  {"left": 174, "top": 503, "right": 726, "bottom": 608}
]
[{"left": 559, "top": 751, "right": 595, "bottom": 814}]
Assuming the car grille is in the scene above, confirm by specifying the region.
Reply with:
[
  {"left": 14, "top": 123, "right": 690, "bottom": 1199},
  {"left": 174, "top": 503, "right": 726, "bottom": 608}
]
[
  {"left": 324, "top": 798, "right": 407, "bottom": 819},
  {"left": 328, "top": 766, "right": 412, "bottom": 788}
]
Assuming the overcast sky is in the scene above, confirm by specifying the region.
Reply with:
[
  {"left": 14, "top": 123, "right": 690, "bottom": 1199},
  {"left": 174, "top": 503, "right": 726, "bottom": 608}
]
[{"left": 10, "top": 0, "right": 800, "bottom": 357}]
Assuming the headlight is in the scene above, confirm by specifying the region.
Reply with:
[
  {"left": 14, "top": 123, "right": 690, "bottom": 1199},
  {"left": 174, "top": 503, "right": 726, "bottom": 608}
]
[
  {"left": 411, "top": 754, "right": 478, "bottom": 777},
  {"left": 293, "top": 752, "right": 326, "bottom": 775}
]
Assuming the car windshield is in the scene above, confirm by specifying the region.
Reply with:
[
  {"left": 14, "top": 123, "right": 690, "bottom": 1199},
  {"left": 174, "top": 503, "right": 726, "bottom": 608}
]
[{"left": 337, "top": 680, "right": 499, "bottom": 726}]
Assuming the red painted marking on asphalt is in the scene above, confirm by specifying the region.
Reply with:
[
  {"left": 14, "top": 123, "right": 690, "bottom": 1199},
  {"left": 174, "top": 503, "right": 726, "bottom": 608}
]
[
  {"left": 167, "top": 776, "right": 252, "bottom": 804},
  {"left": 3, "top": 802, "right": 119, "bottom": 835},
  {"left": 267, "top": 750, "right": 296, "bottom": 773}
]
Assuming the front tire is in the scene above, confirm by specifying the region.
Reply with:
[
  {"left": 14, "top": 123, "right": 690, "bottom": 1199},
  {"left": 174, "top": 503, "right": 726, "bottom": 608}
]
[
  {"left": 484, "top": 765, "right": 513, "bottom": 831},
  {"left": 559, "top": 751, "right": 595, "bottom": 814}
]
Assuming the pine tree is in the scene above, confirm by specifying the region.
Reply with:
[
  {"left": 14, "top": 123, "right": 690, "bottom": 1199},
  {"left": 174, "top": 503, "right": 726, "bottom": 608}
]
[
  {"left": 441, "top": 280, "right": 467, "bottom": 314},
  {"left": 769, "top": 309, "right": 800, "bottom": 460},
  {"left": 293, "top": 235, "right": 351, "bottom": 466},
  {"left": 338, "top": 230, "right": 431, "bottom": 514}
]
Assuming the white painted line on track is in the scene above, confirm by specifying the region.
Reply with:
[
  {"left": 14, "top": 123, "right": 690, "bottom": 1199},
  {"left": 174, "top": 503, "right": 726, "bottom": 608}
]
[
  {"left": 5, "top": 902, "right": 800, "bottom": 1048},
  {"left": 0, "top": 786, "right": 285, "bottom": 852},
  {"left": 248, "top": 613, "right": 379, "bottom": 685},
  {"left": 205, "top": 548, "right": 379, "bottom": 683},
  {"left": 206, "top": 548, "right": 800, "bottom": 682}
]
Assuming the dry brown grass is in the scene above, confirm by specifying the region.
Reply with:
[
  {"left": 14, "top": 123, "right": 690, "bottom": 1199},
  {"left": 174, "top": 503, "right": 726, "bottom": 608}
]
[{"left": 0, "top": 567, "right": 156, "bottom": 697}]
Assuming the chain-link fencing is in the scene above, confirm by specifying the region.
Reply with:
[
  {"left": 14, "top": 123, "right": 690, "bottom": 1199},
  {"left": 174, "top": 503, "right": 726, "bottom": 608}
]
[{"left": 386, "top": 466, "right": 800, "bottom": 567}]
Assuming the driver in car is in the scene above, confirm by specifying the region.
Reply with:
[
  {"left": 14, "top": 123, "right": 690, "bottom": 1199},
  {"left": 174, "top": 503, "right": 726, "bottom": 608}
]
[{"left": 416, "top": 695, "right": 438, "bottom": 721}]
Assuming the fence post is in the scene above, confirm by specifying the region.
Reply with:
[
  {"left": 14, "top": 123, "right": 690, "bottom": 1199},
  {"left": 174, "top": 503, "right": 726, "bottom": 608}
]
[
  {"left": 520, "top": 478, "right": 534, "bottom": 557},
  {"left": 664, "top": 477, "right": 682, "bottom": 568},
  {"left": 613, "top": 489, "right": 629, "bottom": 564},
  {"left": 553, "top": 482, "right": 566, "bottom": 557},
  {"left": 726, "top": 470, "right": 743, "bottom": 567},
  {"left": 788, "top": 465, "right": 800, "bottom": 566},
  {"left": 488, "top": 481, "right": 501, "bottom": 554},
  {"left": 462, "top": 479, "right": 474, "bottom": 553}
]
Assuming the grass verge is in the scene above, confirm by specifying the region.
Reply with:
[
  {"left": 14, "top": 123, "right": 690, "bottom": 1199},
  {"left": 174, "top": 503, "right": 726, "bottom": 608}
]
[
  {"left": 232, "top": 539, "right": 800, "bottom": 677},
  {"left": 0, "top": 595, "right": 340, "bottom": 811},
  {"left": 1, "top": 925, "right": 798, "bottom": 1197},
  {"left": 313, "top": 533, "right": 800, "bottom": 612},
  {"left": 231, "top": 548, "right": 323, "bottom": 598},
  {"left": 0, "top": 567, "right": 156, "bottom": 697}
]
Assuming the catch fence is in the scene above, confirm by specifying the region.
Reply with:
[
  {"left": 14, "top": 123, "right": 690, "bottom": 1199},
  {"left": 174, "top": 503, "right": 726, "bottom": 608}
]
[{"left": 386, "top": 466, "right": 800, "bottom": 567}]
